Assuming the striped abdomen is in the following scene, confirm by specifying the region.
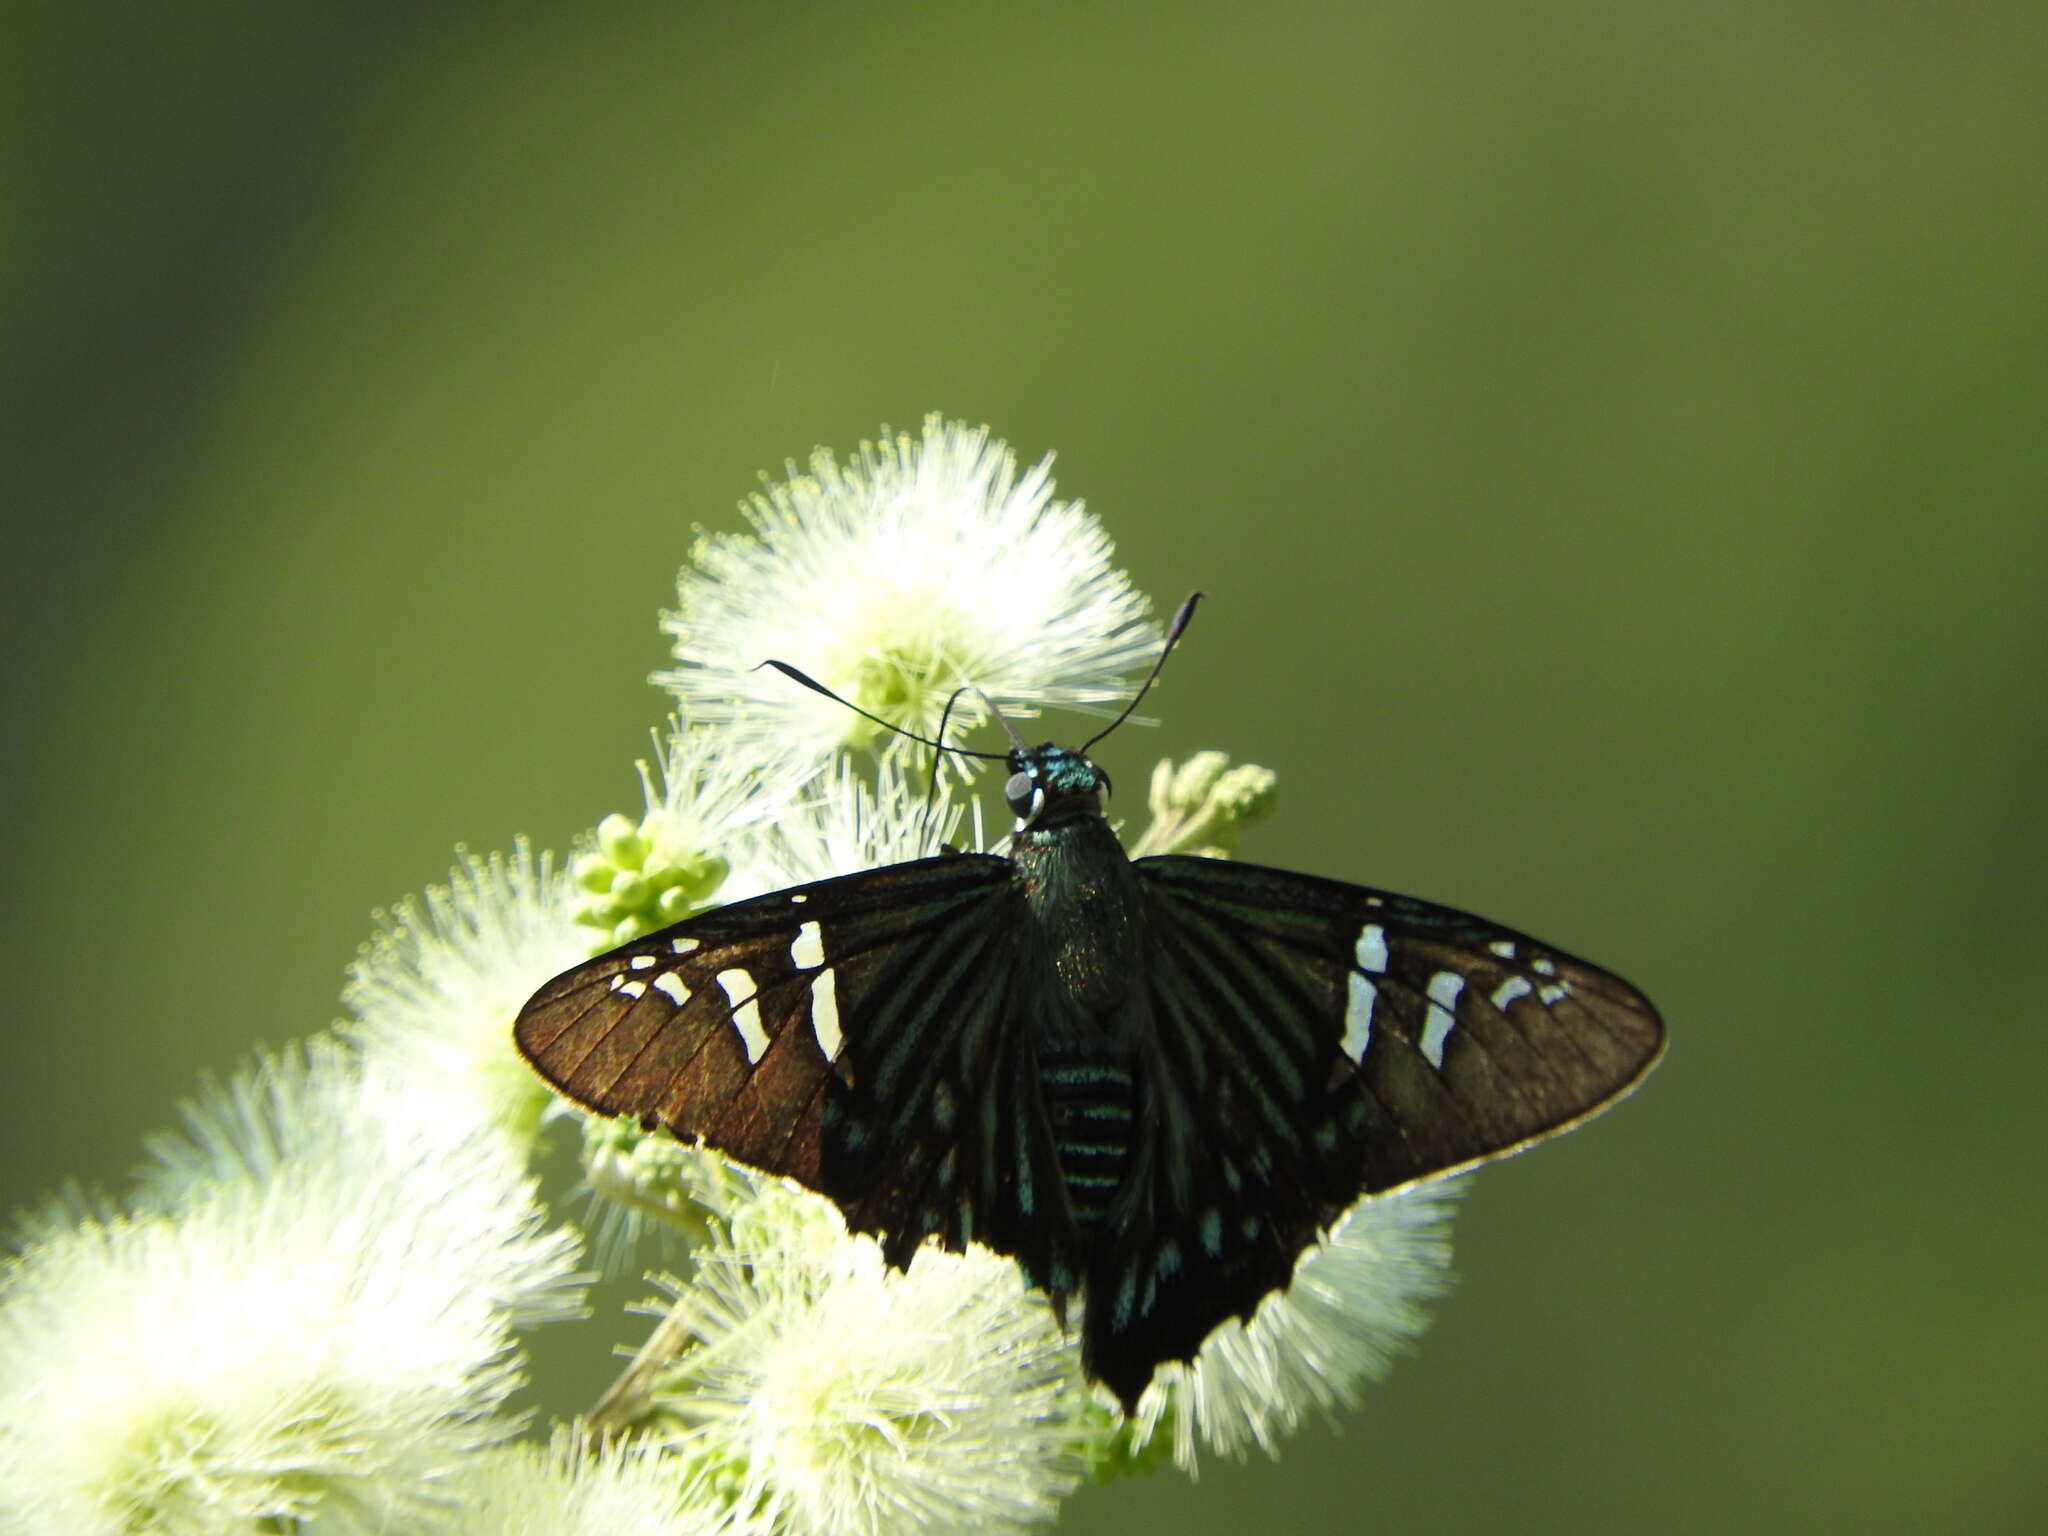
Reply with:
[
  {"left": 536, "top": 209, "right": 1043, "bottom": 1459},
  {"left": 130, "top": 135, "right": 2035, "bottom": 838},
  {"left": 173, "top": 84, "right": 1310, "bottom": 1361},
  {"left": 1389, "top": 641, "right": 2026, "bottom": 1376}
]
[{"left": 1039, "top": 1051, "right": 1135, "bottom": 1239}]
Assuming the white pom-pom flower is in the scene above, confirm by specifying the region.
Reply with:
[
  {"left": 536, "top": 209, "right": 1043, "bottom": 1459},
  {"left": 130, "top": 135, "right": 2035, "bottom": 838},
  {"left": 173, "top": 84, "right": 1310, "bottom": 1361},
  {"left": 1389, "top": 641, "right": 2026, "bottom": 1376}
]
[
  {"left": 656, "top": 415, "right": 1158, "bottom": 775},
  {"left": 430, "top": 1427, "right": 755, "bottom": 1536},
  {"left": 341, "top": 840, "right": 590, "bottom": 1157},
  {"left": 635, "top": 1166, "right": 1098, "bottom": 1536},
  {"left": 722, "top": 754, "right": 977, "bottom": 901},
  {"left": 0, "top": 1043, "right": 585, "bottom": 1535}
]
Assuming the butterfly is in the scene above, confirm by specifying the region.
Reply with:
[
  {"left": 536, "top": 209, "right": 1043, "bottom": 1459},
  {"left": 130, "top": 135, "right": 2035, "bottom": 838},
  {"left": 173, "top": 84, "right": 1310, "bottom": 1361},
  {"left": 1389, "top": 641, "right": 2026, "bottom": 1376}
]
[{"left": 513, "top": 600, "right": 1664, "bottom": 1413}]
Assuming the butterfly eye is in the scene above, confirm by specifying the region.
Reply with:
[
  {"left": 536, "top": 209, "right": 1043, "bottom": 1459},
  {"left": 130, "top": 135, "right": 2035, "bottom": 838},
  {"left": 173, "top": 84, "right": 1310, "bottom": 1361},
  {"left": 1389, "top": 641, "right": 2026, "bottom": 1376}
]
[{"left": 1004, "top": 772, "right": 1037, "bottom": 817}]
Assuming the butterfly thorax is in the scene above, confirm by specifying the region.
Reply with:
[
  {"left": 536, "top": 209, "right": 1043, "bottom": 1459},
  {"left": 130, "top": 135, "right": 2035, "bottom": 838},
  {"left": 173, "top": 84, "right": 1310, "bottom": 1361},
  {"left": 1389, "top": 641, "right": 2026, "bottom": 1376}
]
[{"left": 1006, "top": 748, "right": 1140, "bottom": 1025}]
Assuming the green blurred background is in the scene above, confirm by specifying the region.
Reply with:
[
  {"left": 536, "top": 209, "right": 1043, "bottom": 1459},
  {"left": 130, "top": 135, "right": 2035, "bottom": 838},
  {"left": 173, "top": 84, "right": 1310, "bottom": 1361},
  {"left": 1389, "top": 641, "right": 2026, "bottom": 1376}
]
[{"left": 7, "top": 3, "right": 2045, "bottom": 1531}]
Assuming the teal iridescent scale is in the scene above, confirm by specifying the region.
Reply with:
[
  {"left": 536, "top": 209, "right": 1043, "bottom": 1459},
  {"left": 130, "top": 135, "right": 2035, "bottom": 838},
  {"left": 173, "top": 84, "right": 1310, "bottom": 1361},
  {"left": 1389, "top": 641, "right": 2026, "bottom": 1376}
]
[{"left": 514, "top": 739, "right": 1665, "bottom": 1413}]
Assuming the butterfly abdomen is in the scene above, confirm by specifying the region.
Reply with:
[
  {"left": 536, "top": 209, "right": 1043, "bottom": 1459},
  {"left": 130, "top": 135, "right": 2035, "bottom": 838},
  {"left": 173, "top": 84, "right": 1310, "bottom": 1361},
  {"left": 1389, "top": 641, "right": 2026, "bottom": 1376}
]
[
  {"left": 1038, "top": 1051, "right": 1135, "bottom": 1240},
  {"left": 1007, "top": 801, "right": 1152, "bottom": 1242}
]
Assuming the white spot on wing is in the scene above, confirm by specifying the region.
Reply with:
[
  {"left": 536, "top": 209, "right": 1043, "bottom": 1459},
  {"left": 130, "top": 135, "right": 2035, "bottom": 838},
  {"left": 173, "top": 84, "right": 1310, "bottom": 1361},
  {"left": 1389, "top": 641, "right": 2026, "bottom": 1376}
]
[
  {"left": 611, "top": 978, "right": 647, "bottom": 1000},
  {"left": 714, "top": 968, "right": 769, "bottom": 1064},
  {"left": 1421, "top": 971, "right": 1463, "bottom": 1068},
  {"left": 1488, "top": 939, "right": 1516, "bottom": 958},
  {"left": 1342, "top": 972, "right": 1378, "bottom": 1060},
  {"left": 789, "top": 892, "right": 808, "bottom": 904},
  {"left": 670, "top": 936, "right": 700, "bottom": 955},
  {"left": 652, "top": 972, "right": 689, "bottom": 1005},
  {"left": 1539, "top": 981, "right": 1571, "bottom": 1005},
  {"left": 811, "top": 967, "right": 842, "bottom": 1060},
  {"left": 1356, "top": 923, "right": 1389, "bottom": 974},
  {"left": 1491, "top": 976, "right": 1533, "bottom": 1011},
  {"left": 790, "top": 919, "right": 824, "bottom": 970},
  {"left": 628, "top": 953, "right": 656, "bottom": 970},
  {"left": 1532, "top": 956, "right": 1557, "bottom": 976}
]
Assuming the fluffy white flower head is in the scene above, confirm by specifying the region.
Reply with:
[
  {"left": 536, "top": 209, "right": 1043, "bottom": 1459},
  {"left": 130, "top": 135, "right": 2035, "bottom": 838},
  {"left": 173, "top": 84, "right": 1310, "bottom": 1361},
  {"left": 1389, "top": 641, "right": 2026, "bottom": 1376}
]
[
  {"left": 650, "top": 1169, "right": 1093, "bottom": 1536},
  {"left": 0, "top": 1044, "right": 584, "bottom": 1535},
  {"left": 657, "top": 415, "right": 1158, "bottom": 774},
  {"left": 637, "top": 725, "right": 802, "bottom": 885},
  {"left": 722, "top": 755, "right": 975, "bottom": 901},
  {"left": 341, "top": 840, "right": 589, "bottom": 1156},
  {"left": 434, "top": 1428, "right": 749, "bottom": 1536}
]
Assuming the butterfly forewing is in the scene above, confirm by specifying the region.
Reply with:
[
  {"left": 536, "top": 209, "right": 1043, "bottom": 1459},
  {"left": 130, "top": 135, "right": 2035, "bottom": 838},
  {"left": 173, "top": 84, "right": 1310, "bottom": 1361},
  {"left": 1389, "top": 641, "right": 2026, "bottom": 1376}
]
[
  {"left": 515, "top": 854, "right": 1023, "bottom": 1192},
  {"left": 1134, "top": 855, "right": 1665, "bottom": 1191}
]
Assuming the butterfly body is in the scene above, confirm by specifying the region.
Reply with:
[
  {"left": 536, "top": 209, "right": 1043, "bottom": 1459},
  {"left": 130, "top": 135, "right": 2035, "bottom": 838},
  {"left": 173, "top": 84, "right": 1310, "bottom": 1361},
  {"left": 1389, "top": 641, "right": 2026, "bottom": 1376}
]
[
  {"left": 1005, "top": 766, "right": 1152, "bottom": 1297},
  {"left": 516, "top": 741, "right": 1663, "bottom": 1413}
]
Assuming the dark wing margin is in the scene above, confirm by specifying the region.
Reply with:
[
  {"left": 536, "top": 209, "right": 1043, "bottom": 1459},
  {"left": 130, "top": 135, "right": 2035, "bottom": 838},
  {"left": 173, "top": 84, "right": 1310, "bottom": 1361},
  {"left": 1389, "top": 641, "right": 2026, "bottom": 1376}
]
[{"left": 1078, "top": 854, "right": 1663, "bottom": 1410}]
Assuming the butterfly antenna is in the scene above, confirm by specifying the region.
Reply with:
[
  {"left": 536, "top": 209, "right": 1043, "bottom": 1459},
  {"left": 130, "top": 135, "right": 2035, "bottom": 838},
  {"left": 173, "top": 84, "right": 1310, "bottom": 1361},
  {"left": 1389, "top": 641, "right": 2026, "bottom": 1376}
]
[
  {"left": 1081, "top": 590, "right": 1205, "bottom": 752},
  {"left": 916, "top": 684, "right": 976, "bottom": 851},
  {"left": 754, "top": 661, "right": 1009, "bottom": 761}
]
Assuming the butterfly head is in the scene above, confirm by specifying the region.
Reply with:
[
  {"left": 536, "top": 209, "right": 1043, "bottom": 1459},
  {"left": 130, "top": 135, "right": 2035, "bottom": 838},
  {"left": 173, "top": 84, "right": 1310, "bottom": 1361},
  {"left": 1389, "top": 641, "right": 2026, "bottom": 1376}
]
[{"left": 1005, "top": 744, "right": 1110, "bottom": 831}]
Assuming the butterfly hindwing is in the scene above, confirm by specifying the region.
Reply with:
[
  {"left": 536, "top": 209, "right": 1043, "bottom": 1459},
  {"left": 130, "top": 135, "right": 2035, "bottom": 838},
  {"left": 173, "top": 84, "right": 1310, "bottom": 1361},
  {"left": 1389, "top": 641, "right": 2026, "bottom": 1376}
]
[
  {"left": 1075, "top": 858, "right": 1365, "bottom": 1403},
  {"left": 806, "top": 867, "right": 1081, "bottom": 1298}
]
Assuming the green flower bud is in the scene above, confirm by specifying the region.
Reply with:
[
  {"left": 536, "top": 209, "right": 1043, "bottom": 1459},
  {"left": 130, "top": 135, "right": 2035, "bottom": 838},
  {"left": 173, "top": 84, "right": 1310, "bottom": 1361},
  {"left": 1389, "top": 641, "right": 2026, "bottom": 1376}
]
[
  {"left": 572, "top": 852, "right": 617, "bottom": 893},
  {"left": 597, "top": 812, "right": 648, "bottom": 865}
]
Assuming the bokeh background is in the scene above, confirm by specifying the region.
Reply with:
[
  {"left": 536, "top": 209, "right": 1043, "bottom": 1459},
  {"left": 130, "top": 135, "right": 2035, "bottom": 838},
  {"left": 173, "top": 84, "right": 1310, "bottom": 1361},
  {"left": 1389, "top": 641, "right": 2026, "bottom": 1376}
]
[{"left": 7, "top": 4, "right": 2045, "bottom": 1531}]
